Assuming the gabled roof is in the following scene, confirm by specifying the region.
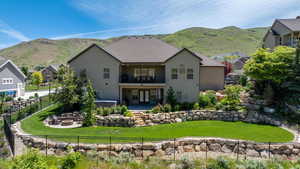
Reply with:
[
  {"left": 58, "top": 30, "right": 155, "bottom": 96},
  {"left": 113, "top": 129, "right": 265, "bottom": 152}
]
[
  {"left": 68, "top": 37, "right": 223, "bottom": 67},
  {"left": 104, "top": 37, "right": 179, "bottom": 63},
  {"left": 277, "top": 18, "right": 300, "bottom": 31},
  {"left": 0, "top": 56, "right": 26, "bottom": 79}
]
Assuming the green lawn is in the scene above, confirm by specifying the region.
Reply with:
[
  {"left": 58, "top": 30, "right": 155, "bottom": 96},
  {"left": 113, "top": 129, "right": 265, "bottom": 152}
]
[
  {"left": 21, "top": 104, "right": 294, "bottom": 144},
  {"left": 25, "top": 83, "right": 60, "bottom": 91}
]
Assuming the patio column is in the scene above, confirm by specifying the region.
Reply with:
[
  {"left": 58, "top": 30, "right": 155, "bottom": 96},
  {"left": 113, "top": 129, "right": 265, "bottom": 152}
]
[{"left": 119, "top": 86, "right": 123, "bottom": 104}]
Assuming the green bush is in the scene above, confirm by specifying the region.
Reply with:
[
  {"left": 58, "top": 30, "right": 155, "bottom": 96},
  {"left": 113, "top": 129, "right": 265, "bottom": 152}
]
[
  {"left": 61, "top": 151, "right": 81, "bottom": 169},
  {"left": 207, "top": 157, "right": 233, "bottom": 169},
  {"left": 163, "top": 104, "right": 172, "bottom": 112},
  {"left": 151, "top": 105, "right": 163, "bottom": 113},
  {"left": 193, "top": 103, "right": 200, "bottom": 110},
  {"left": 11, "top": 149, "right": 48, "bottom": 169},
  {"left": 124, "top": 111, "right": 133, "bottom": 117},
  {"left": 120, "top": 105, "right": 128, "bottom": 114},
  {"left": 220, "top": 85, "right": 244, "bottom": 111},
  {"left": 239, "top": 74, "right": 248, "bottom": 86},
  {"left": 198, "top": 93, "right": 211, "bottom": 108},
  {"left": 174, "top": 104, "right": 181, "bottom": 111}
]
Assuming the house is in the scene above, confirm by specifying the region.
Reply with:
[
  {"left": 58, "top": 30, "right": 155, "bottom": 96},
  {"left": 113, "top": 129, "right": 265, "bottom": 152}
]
[
  {"left": 41, "top": 64, "right": 62, "bottom": 82},
  {"left": 68, "top": 37, "right": 224, "bottom": 105},
  {"left": 263, "top": 16, "right": 300, "bottom": 49},
  {"left": 212, "top": 52, "right": 250, "bottom": 74},
  {"left": 0, "top": 56, "right": 26, "bottom": 97}
]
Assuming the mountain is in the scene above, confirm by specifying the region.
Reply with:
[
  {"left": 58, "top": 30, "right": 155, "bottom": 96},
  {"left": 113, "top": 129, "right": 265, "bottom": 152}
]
[{"left": 0, "top": 26, "right": 268, "bottom": 67}]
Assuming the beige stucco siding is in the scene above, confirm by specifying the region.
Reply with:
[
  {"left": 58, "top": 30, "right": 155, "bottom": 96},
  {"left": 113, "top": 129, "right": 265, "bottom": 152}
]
[
  {"left": 69, "top": 46, "right": 120, "bottom": 100},
  {"left": 165, "top": 50, "right": 200, "bottom": 103},
  {"left": 199, "top": 66, "right": 224, "bottom": 91}
]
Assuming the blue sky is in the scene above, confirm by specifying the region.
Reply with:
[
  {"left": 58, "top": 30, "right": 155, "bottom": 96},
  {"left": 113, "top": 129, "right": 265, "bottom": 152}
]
[{"left": 0, "top": 0, "right": 300, "bottom": 49}]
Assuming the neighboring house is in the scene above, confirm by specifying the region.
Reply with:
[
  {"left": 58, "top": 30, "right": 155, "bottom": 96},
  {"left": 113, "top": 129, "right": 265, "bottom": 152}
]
[
  {"left": 41, "top": 64, "right": 62, "bottom": 82},
  {"left": 212, "top": 52, "right": 250, "bottom": 74},
  {"left": 263, "top": 16, "right": 300, "bottom": 49},
  {"left": 68, "top": 37, "right": 224, "bottom": 105},
  {"left": 0, "top": 56, "right": 26, "bottom": 97}
]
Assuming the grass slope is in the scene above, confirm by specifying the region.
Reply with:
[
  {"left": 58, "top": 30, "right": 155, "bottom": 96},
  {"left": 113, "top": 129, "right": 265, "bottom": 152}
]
[
  {"left": 21, "top": 105, "right": 293, "bottom": 143},
  {"left": 0, "top": 27, "right": 268, "bottom": 67}
]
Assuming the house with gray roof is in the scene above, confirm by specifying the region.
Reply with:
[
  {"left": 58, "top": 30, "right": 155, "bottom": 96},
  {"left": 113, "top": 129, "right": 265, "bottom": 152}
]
[
  {"left": 0, "top": 56, "right": 26, "bottom": 97},
  {"left": 68, "top": 37, "right": 224, "bottom": 105},
  {"left": 41, "top": 64, "right": 62, "bottom": 82},
  {"left": 263, "top": 16, "right": 300, "bottom": 49}
]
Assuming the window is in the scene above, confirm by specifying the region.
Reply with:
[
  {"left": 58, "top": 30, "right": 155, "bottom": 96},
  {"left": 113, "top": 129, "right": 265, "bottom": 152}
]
[
  {"left": 103, "top": 68, "right": 110, "bottom": 79},
  {"left": 134, "top": 68, "right": 155, "bottom": 78},
  {"left": 187, "top": 68, "right": 193, "bottom": 79},
  {"left": 171, "top": 68, "right": 178, "bottom": 79},
  {"left": 2, "top": 78, "right": 13, "bottom": 84}
]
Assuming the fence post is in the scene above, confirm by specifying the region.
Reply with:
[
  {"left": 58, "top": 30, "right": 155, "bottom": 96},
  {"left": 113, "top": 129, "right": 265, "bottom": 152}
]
[
  {"left": 173, "top": 138, "right": 176, "bottom": 161},
  {"left": 141, "top": 137, "right": 144, "bottom": 160},
  {"left": 45, "top": 135, "right": 48, "bottom": 156},
  {"left": 109, "top": 136, "right": 112, "bottom": 159},
  {"left": 268, "top": 142, "right": 271, "bottom": 159},
  {"left": 244, "top": 143, "right": 247, "bottom": 160},
  {"left": 77, "top": 136, "right": 80, "bottom": 152},
  {"left": 205, "top": 139, "right": 208, "bottom": 161},
  {"left": 236, "top": 140, "right": 240, "bottom": 161}
]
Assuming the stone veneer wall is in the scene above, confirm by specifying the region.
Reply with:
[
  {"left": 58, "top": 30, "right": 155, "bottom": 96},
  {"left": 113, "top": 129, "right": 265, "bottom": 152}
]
[
  {"left": 96, "top": 110, "right": 282, "bottom": 127},
  {"left": 17, "top": 135, "right": 300, "bottom": 159}
]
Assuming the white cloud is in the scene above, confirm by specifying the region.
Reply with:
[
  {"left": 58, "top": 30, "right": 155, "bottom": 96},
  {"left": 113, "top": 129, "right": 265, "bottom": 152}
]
[
  {"left": 64, "top": 0, "right": 300, "bottom": 39},
  {"left": 0, "top": 20, "right": 30, "bottom": 41}
]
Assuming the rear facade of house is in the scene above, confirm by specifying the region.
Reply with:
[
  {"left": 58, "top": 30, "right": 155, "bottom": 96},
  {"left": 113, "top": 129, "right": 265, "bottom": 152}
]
[
  {"left": 263, "top": 16, "right": 300, "bottom": 49},
  {"left": 68, "top": 37, "right": 224, "bottom": 105},
  {"left": 0, "top": 56, "right": 26, "bottom": 97}
]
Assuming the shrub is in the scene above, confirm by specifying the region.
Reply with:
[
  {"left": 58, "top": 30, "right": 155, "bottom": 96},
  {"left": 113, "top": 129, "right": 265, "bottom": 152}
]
[
  {"left": 198, "top": 93, "right": 211, "bottom": 108},
  {"left": 61, "top": 151, "right": 82, "bottom": 169},
  {"left": 102, "top": 107, "right": 112, "bottom": 116},
  {"left": 239, "top": 160, "right": 267, "bottom": 169},
  {"left": 124, "top": 111, "right": 133, "bottom": 117},
  {"left": 11, "top": 149, "right": 48, "bottom": 169},
  {"left": 207, "top": 157, "right": 233, "bottom": 169},
  {"left": 166, "top": 87, "right": 177, "bottom": 106},
  {"left": 151, "top": 105, "right": 163, "bottom": 113},
  {"left": 239, "top": 75, "right": 248, "bottom": 86},
  {"left": 163, "top": 104, "right": 172, "bottom": 112},
  {"left": 180, "top": 102, "right": 193, "bottom": 110},
  {"left": 193, "top": 103, "right": 200, "bottom": 110},
  {"left": 120, "top": 105, "right": 128, "bottom": 114},
  {"left": 174, "top": 104, "right": 181, "bottom": 112},
  {"left": 220, "top": 85, "right": 244, "bottom": 111},
  {"left": 206, "top": 90, "right": 217, "bottom": 106}
]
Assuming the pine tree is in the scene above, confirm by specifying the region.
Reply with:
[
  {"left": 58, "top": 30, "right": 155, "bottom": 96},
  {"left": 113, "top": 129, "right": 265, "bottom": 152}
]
[{"left": 82, "top": 80, "right": 96, "bottom": 127}]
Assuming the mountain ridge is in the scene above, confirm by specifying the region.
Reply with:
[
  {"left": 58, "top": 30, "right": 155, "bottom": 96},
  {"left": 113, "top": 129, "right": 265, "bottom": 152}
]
[{"left": 0, "top": 26, "right": 268, "bottom": 67}]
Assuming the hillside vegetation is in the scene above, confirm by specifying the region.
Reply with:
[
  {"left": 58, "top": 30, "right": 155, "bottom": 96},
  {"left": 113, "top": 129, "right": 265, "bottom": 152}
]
[{"left": 0, "top": 26, "right": 268, "bottom": 67}]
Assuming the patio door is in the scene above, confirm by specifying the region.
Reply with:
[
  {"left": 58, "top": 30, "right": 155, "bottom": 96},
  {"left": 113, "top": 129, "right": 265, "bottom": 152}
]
[{"left": 139, "top": 89, "right": 150, "bottom": 104}]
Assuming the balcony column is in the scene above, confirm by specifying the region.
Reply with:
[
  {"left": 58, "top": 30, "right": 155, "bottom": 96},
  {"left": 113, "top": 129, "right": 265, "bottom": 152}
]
[
  {"left": 291, "top": 32, "right": 294, "bottom": 47},
  {"left": 119, "top": 86, "right": 123, "bottom": 104}
]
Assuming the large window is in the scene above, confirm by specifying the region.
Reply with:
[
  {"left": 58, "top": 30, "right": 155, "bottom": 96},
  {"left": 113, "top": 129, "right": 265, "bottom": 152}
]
[
  {"left": 171, "top": 68, "right": 178, "bottom": 79},
  {"left": 134, "top": 68, "right": 155, "bottom": 80},
  {"left": 2, "top": 78, "right": 13, "bottom": 84},
  {"left": 103, "top": 68, "right": 110, "bottom": 79},
  {"left": 187, "top": 68, "right": 193, "bottom": 79}
]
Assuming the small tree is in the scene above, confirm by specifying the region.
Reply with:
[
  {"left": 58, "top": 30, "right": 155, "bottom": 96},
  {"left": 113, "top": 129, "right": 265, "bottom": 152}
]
[
  {"left": 166, "top": 87, "right": 177, "bottom": 107},
  {"left": 31, "top": 72, "right": 43, "bottom": 89},
  {"left": 21, "top": 66, "right": 29, "bottom": 77},
  {"left": 221, "top": 85, "right": 243, "bottom": 111},
  {"left": 82, "top": 80, "right": 96, "bottom": 127},
  {"left": 55, "top": 68, "right": 79, "bottom": 111}
]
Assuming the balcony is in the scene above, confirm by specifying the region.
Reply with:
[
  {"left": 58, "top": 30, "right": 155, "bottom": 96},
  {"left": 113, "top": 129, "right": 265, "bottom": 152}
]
[
  {"left": 119, "top": 65, "right": 165, "bottom": 84},
  {"left": 120, "top": 75, "right": 165, "bottom": 83}
]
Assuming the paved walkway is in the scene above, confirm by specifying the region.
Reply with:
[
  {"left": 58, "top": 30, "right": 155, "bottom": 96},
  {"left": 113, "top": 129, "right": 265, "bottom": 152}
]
[{"left": 19, "top": 89, "right": 56, "bottom": 100}]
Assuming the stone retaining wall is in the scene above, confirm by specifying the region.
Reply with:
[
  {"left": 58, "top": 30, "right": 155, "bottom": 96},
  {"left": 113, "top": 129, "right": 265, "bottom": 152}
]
[
  {"left": 96, "top": 110, "right": 282, "bottom": 127},
  {"left": 17, "top": 135, "right": 300, "bottom": 159}
]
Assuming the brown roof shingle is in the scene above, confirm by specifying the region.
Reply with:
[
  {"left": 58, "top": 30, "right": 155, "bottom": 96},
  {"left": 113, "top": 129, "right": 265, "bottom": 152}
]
[
  {"left": 68, "top": 36, "right": 223, "bottom": 67},
  {"left": 277, "top": 18, "right": 300, "bottom": 31}
]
